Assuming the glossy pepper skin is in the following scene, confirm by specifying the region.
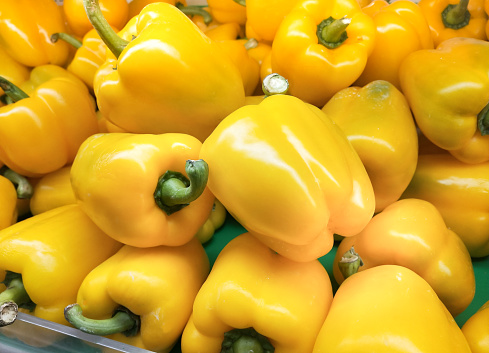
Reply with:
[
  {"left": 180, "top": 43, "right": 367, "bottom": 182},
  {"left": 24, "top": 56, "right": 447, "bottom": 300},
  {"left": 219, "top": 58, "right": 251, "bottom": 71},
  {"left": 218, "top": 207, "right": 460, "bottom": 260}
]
[
  {"left": 400, "top": 37, "right": 489, "bottom": 164},
  {"left": 0, "top": 47, "right": 30, "bottom": 99},
  {"left": 63, "top": 0, "right": 129, "bottom": 38},
  {"left": 0, "top": 176, "right": 17, "bottom": 230},
  {"left": 67, "top": 237, "right": 209, "bottom": 352},
  {"left": 401, "top": 153, "right": 489, "bottom": 258},
  {"left": 354, "top": 0, "right": 434, "bottom": 90},
  {"left": 181, "top": 232, "right": 334, "bottom": 353},
  {"left": 91, "top": 2, "right": 245, "bottom": 142},
  {"left": 322, "top": 80, "right": 418, "bottom": 212},
  {"left": 195, "top": 199, "right": 227, "bottom": 244},
  {"left": 70, "top": 133, "right": 215, "bottom": 248},
  {"left": 271, "top": 0, "right": 376, "bottom": 107},
  {"left": 0, "top": 73, "right": 99, "bottom": 178},
  {"left": 419, "top": 0, "right": 487, "bottom": 47},
  {"left": 200, "top": 94, "right": 375, "bottom": 262},
  {"left": 333, "top": 198, "right": 475, "bottom": 317},
  {"left": 128, "top": 0, "right": 186, "bottom": 19},
  {"left": 0, "top": 204, "right": 122, "bottom": 325},
  {"left": 462, "top": 299, "right": 489, "bottom": 353},
  {"left": 313, "top": 265, "right": 472, "bottom": 352},
  {"left": 207, "top": 0, "right": 247, "bottom": 25},
  {"left": 29, "top": 166, "right": 76, "bottom": 216},
  {"left": 0, "top": 0, "right": 72, "bottom": 67}
]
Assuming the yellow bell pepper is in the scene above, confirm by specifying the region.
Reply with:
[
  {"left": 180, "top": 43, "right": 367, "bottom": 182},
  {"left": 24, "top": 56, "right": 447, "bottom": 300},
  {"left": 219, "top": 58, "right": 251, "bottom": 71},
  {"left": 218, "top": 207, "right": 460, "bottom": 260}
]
[
  {"left": 128, "top": 0, "right": 187, "bottom": 20},
  {"left": 354, "top": 0, "right": 434, "bottom": 90},
  {"left": 322, "top": 80, "right": 418, "bottom": 212},
  {"left": 181, "top": 232, "right": 334, "bottom": 353},
  {"left": 0, "top": 0, "right": 72, "bottom": 67},
  {"left": 88, "top": 0, "right": 245, "bottom": 142},
  {"left": 333, "top": 198, "right": 475, "bottom": 317},
  {"left": 271, "top": 0, "right": 376, "bottom": 107},
  {"left": 51, "top": 29, "right": 109, "bottom": 93},
  {"left": 206, "top": 0, "right": 247, "bottom": 25},
  {"left": 200, "top": 93, "right": 375, "bottom": 262},
  {"left": 419, "top": 0, "right": 487, "bottom": 47},
  {"left": 0, "top": 204, "right": 122, "bottom": 326},
  {"left": 244, "top": 0, "right": 302, "bottom": 43},
  {"left": 0, "top": 47, "right": 30, "bottom": 100},
  {"left": 64, "top": 237, "right": 209, "bottom": 353},
  {"left": 401, "top": 153, "right": 489, "bottom": 258},
  {"left": 313, "top": 265, "right": 472, "bottom": 352},
  {"left": 203, "top": 22, "right": 244, "bottom": 41},
  {"left": 63, "top": 0, "right": 129, "bottom": 38},
  {"left": 70, "top": 132, "right": 215, "bottom": 248},
  {"left": 0, "top": 176, "right": 18, "bottom": 231},
  {"left": 195, "top": 199, "right": 227, "bottom": 244},
  {"left": 399, "top": 37, "right": 489, "bottom": 164},
  {"left": 29, "top": 166, "right": 76, "bottom": 216},
  {"left": 461, "top": 299, "right": 489, "bottom": 353},
  {"left": 0, "top": 70, "right": 99, "bottom": 178}
]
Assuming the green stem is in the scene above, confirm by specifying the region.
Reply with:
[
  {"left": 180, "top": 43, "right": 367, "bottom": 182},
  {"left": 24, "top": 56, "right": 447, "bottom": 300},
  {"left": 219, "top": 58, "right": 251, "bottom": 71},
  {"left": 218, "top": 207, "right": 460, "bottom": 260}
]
[
  {"left": 442, "top": 0, "right": 471, "bottom": 29},
  {"left": 233, "top": 0, "right": 246, "bottom": 6},
  {"left": 64, "top": 304, "right": 140, "bottom": 336},
  {"left": 176, "top": 2, "right": 213, "bottom": 25},
  {"left": 262, "top": 73, "right": 289, "bottom": 97},
  {"left": 317, "top": 16, "right": 351, "bottom": 49},
  {"left": 0, "top": 272, "right": 34, "bottom": 327},
  {"left": 154, "top": 159, "right": 209, "bottom": 215},
  {"left": 0, "top": 166, "right": 33, "bottom": 199},
  {"left": 82, "top": 0, "right": 128, "bottom": 58},
  {"left": 221, "top": 327, "right": 274, "bottom": 353},
  {"left": 338, "top": 246, "right": 363, "bottom": 280},
  {"left": 244, "top": 38, "right": 258, "bottom": 50},
  {"left": 477, "top": 101, "right": 489, "bottom": 135},
  {"left": 51, "top": 32, "right": 83, "bottom": 49},
  {"left": 0, "top": 76, "right": 29, "bottom": 103}
]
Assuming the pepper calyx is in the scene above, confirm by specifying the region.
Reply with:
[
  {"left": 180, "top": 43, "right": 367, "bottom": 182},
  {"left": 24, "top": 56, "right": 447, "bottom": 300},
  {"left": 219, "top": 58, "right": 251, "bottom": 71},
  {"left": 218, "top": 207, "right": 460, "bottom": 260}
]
[
  {"left": 221, "top": 327, "right": 274, "bottom": 353},
  {"left": 338, "top": 246, "right": 364, "bottom": 279},
  {"left": 317, "top": 16, "right": 351, "bottom": 49},
  {"left": 441, "top": 0, "right": 471, "bottom": 29},
  {"left": 477, "top": 101, "right": 489, "bottom": 135}
]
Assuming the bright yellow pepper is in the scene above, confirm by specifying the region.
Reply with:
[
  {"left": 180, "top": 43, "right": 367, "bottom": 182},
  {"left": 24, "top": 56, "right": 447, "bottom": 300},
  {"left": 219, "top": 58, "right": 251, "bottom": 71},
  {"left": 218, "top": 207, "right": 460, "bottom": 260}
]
[
  {"left": 64, "top": 237, "right": 209, "bottom": 353},
  {"left": 245, "top": 0, "right": 303, "bottom": 43},
  {"left": 0, "top": 47, "right": 30, "bottom": 99},
  {"left": 399, "top": 37, "right": 489, "bottom": 164},
  {"left": 461, "top": 299, "right": 489, "bottom": 353},
  {"left": 29, "top": 166, "right": 76, "bottom": 216},
  {"left": 354, "top": 0, "right": 434, "bottom": 90},
  {"left": 322, "top": 80, "right": 418, "bottom": 212},
  {"left": 0, "top": 204, "right": 122, "bottom": 326},
  {"left": 63, "top": 0, "right": 129, "bottom": 38},
  {"left": 181, "top": 232, "right": 334, "bottom": 353},
  {"left": 0, "top": 176, "right": 17, "bottom": 231},
  {"left": 313, "top": 265, "right": 472, "bottom": 352},
  {"left": 70, "top": 132, "right": 215, "bottom": 248},
  {"left": 88, "top": 1, "right": 245, "bottom": 142},
  {"left": 200, "top": 94, "right": 375, "bottom": 262},
  {"left": 401, "top": 153, "right": 489, "bottom": 258},
  {"left": 271, "top": 0, "right": 376, "bottom": 107},
  {"left": 0, "top": 0, "right": 72, "bottom": 67},
  {"left": 195, "top": 199, "right": 227, "bottom": 244},
  {"left": 419, "top": 0, "right": 487, "bottom": 47},
  {"left": 129, "top": 0, "right": 187, "bottom": 19},
  {"left": 0, "top": 69, "right": 99, "bottom": 178},
  {"left": 206, "top": 0, "right": 247, "bottom": 25},
  {"left": 333, "top": 198, "right": 475, "bottom": 317}
]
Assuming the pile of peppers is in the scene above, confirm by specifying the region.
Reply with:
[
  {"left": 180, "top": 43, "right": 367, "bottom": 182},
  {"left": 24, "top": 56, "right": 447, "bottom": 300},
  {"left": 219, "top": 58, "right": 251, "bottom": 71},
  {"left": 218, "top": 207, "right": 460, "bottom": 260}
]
[{"left": 0, "top": 0, "right": 488, "bottom": 352}]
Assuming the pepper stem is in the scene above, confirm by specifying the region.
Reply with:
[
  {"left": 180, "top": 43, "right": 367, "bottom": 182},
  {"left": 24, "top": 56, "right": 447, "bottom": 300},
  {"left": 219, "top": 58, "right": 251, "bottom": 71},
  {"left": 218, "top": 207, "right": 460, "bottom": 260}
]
[
  {"left": 233, "top": 0, "right": 246, "bottom": 6},
  {"left": 262, "top": 73, "right": 289, "bottom": 97},
  {"left": 154, "top": 159, "right": 209, "bottom": 216},
  {"left": 0, "top": 272, "right": 34, "bottom": 327},
  {"left": 442, "top": 0, "right": 470, "bottom": 29},
  {"left": 338, "top": 246, "right": 364, "bottom": 280},
  {"left": 51, "top": 32, "right": 83, "bottom": 49},
  {"left": 317, "top": 16, "right": 351, "bottom": 49},
  {"left": 244, "top": 38, "right": 258, "bottom": 50},
  {"left": 0, "top": 76, "right": 29, "bottom": 103},
  {"left": 176, "top": 2, "right": 213, "bottom": 25},
  {"left": 477, "top": 101, "right": 489, "bottom": 135},
  {"left": 82, "top": 0, "right": 129, "bottom": 58},
  {"left": 0, "top": 166, "right": 34, "bottom": 199},
  {"left": 221, "top": 327, "right": 274, "bottom": 353},
  {"left": 65, "top": 304, "right": 140, "bottom": 337}
]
